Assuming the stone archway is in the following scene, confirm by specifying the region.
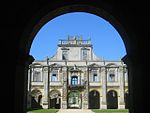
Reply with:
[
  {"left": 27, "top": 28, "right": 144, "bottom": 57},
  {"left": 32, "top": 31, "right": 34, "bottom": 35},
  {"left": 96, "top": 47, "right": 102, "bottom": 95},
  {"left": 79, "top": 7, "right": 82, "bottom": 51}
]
[
  {"left": 107, "top": 90, "right": 118, "bottom": 109},
  {"left": 31, "top": 89, "right": 42, "bottom": 109},
  {"left": 89, "top": 90, "right": 100, "bottom": 109},
  {"left": 10, "top": 1, "right": 149, "bottom": 113},
  {"left": 23, "top": 4, "right": 129, "bottom": 111},
  {"left": 49, "top": 90, "right": 61, "bottom": 109},
  {"left": 68, "top": 91, "right": 81, "bottom": 109}
]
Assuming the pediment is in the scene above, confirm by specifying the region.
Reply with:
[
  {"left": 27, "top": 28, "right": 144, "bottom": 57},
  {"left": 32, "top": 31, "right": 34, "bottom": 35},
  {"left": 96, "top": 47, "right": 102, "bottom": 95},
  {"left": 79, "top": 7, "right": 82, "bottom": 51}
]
[
  {"left": 69, "top": 65, "right": 81, "bottom": 72},
  {"left": 88, "top": 63, "right": 100, "bottom": 67},
  {"left": 106, "top": 63, "right": 118, "bottom": 67},
  {"left": 49, "top": 63, "right": 62, "bottom": 67},
  {"left": 32, "top": 62, "right": 43, "bottom": 66}
]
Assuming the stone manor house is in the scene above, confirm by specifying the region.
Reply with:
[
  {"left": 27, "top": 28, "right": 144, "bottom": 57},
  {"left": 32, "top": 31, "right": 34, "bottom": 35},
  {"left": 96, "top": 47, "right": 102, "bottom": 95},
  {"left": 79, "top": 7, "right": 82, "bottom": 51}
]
[{"left": 27, "top": 36, "right": 129, "bottom": 109}]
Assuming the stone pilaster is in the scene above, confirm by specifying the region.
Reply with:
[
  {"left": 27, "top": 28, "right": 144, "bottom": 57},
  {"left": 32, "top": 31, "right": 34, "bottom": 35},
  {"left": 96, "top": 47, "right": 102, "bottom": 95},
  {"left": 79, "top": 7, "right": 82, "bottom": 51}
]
[
  {"left": 118, "top": 66, "right": 125, "bottom": 109},
  {"left": 82, "top": 67, "right": 88, "bottom": 109},
  {"left": 86, "top": 67, "right": 89, "bottom": 109},
  {"left": 101, "top": 67, "right": 107, "bottom": 109},
  {"left": 61, "top": 67, "right": 67, "bottom": 109},
  {"left": 42, "top": 67, "right": 49, "bottom": 109}
]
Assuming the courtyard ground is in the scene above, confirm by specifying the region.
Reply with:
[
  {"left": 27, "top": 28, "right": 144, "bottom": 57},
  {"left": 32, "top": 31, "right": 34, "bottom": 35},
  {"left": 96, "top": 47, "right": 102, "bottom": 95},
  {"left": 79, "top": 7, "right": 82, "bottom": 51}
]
[{"left": 27, "top": 109, "right": 129, "bottom": 113}]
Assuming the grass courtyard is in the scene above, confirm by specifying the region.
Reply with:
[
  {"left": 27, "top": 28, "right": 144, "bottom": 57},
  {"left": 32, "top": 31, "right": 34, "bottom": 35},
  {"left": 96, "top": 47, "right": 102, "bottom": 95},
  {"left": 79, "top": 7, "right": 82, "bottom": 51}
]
[
  {"left": 27, "top": 109, "right": 129, "bottom": 113},
  {"left": 27, "top": 109, "right": 59, "bottom": 113}
]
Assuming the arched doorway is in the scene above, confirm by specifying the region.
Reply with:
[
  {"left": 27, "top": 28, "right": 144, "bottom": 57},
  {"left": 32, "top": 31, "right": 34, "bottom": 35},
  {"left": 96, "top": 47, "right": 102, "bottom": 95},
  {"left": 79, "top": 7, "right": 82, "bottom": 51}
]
[
  {"left": 107, "top": 90, "right": 118, "bottom": 109},
  {"left": 68, "top": 91, "right": 81, "bottom": 108},
  {"left": 125, "top": 91, "right": 129, "bottom": 109},
  {"left": 49, "top": 90, "right": 61, "bottom": 109},
  {"left": 31, "top": 89, "right": 42, "bottom": 109},
  {"left": 89, "top": 90, "right": 100, "bottom": 109}
]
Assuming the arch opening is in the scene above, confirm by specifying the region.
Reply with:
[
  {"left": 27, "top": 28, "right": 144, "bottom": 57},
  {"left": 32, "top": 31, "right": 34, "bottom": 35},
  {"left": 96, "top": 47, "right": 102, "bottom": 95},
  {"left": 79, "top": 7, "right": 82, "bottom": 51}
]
[
  {"left": 89, "top": 90, "right": 100, "bottom": 109},
  {"left": 107, "top": 90, "right": 118, "bottom": 109},
  {"left": 31, "top": 90, "right": 42, "bottom": 109},
  {"left": 68, "top": 91, "right": 81, "bottom": 109},
  {"left": 49, "top": 90, "right": 61, "bottom": 109},
  {"left": 16, "top": 3, "right": 132, "bottom": 113}
]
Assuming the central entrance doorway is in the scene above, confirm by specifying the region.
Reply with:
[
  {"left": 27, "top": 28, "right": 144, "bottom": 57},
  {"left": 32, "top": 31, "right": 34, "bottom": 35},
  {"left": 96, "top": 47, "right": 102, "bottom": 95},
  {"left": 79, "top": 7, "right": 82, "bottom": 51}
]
[{"left": 68, "top": 91, "right": 81, "bottom": 109}]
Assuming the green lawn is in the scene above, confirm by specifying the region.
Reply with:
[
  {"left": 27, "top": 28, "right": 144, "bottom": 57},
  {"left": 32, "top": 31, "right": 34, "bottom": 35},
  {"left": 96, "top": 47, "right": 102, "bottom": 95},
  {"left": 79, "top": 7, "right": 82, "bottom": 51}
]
[
  {"left": 92, "top": 109, "right": 129, "bottom": 113},
  {"left": 27, "top": 109, "right": 128, "bottom": 113},
  {"left": 27, "top": 109, "right": 58, "bottom": 113}
]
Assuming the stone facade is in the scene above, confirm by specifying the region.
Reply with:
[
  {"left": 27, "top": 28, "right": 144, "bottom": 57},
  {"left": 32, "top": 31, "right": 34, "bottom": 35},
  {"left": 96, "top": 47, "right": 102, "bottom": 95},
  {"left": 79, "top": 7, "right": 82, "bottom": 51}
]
[{"left": 27, "top": 36, "right": 128, "bottom": 109}]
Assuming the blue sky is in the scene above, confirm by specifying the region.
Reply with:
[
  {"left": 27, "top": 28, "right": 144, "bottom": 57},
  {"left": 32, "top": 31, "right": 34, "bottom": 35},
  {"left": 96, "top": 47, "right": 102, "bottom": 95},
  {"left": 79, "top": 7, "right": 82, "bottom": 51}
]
[{"left": 30, "top": 12, "right": 126, "bottom": 60}]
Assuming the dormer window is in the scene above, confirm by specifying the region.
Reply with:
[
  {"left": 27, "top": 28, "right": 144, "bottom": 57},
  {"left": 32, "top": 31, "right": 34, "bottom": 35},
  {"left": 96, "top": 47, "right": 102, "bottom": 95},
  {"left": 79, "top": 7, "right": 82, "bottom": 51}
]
[
  {"left": 81, "top": 48, "right": 88, "bottom": 60},
  {"left": 62, "top": 50, "right": 68, "bottom": 60}
]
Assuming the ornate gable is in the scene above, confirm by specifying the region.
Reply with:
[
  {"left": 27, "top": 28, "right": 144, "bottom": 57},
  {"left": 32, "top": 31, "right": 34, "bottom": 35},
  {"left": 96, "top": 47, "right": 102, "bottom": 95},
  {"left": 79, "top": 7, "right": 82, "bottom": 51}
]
[{"left": 69, "top": 65, "right": 82, "bottom": 72}]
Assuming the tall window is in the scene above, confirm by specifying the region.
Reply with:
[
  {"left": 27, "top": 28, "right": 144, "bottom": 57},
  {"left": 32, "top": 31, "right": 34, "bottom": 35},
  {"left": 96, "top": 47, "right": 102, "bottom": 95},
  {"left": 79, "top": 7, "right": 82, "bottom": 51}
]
[
  {"left": 108, "top": 74, "right": 115, "bottom": 82},
  {"left": 90, "top": 70, "right": 99, "bottom": 82},
  {"left": 62, "top": 50, "right": 68, "bottom": 60},
  {"left": 93, "top": 73, "right": 98, "bottom": 82},
  {"left": 33, "top": 70, "right": 42, "bottom": 82},
  {"left": 81, "top": 49, "right": 88, "bottom": 60},
  {"left": 51, "top": 73, "right": 58, "bottom": 81},
  {"left": 71, "top": 76, "right": 78, "bottom": 85}
]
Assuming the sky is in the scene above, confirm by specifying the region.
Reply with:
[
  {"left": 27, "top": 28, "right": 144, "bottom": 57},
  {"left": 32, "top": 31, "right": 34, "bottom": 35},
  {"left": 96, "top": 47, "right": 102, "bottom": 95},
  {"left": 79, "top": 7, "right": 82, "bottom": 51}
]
[{"left": 29, "top": 12, "right": 126, "bottom": 60}]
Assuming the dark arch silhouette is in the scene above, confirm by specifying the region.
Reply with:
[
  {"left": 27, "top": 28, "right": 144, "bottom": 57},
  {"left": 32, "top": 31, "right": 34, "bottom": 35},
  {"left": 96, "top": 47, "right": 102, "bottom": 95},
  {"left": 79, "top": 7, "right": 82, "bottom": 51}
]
[
  {"left": 89, "top": 90, "right": 100, "bottom": 109},
  {"left": 5, "top": 1, "right": 148, "bottom": 113},
  {"left": 107, "top": 90, "right": 118, "bottom": 109}
]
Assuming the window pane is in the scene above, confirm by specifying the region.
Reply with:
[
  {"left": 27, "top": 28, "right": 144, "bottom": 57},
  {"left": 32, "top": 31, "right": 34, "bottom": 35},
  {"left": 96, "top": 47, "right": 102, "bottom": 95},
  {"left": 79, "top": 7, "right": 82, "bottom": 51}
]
[
  {"left": 71, "top": 76, "right": 78, "bottom": 85},
  {"left": 93, "top": 74, "right": 98, "bottom": 82},
  {"left": 109, "top": 74, "right": 115, "bottom": 82},
  {"left": 82, "top": 49, "right": 87, "bottom": 60},
  {"left": 51, "top": 74, "right": 57, "bottom": 81},
  {"left": 62, "top": 50, "right": 68, "bottom": 60},
  {"left": 33, "top": 71, "right": 41, "bottom": 82}
]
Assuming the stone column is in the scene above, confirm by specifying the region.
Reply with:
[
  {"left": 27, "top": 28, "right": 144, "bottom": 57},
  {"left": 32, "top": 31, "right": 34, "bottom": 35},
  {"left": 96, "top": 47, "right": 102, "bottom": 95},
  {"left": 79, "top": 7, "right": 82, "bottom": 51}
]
[
  {"left": 99, "top": 68, "right": 101, "bottom": 109},
  {"left": 101, "top": 67, "right": 107, "bottom": 109},
  {"left": 61, "top": 67, "right": 67, "bottom": 109},
  {"left": 42, "top": 67, "right": 49, "bottom": 109},
  {"left": 118, "top": 66, "right": 125, "bottom": 109},
  {"left": 82, "top": 67, "right": 88, "bottom": 109}
]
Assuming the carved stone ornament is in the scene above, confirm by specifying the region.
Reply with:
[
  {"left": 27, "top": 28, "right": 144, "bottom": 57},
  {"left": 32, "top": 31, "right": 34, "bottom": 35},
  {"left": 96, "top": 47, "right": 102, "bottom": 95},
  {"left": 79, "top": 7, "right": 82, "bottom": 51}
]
[{"left": 43, "top": 67, "right": 48, "bottom": 71}]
